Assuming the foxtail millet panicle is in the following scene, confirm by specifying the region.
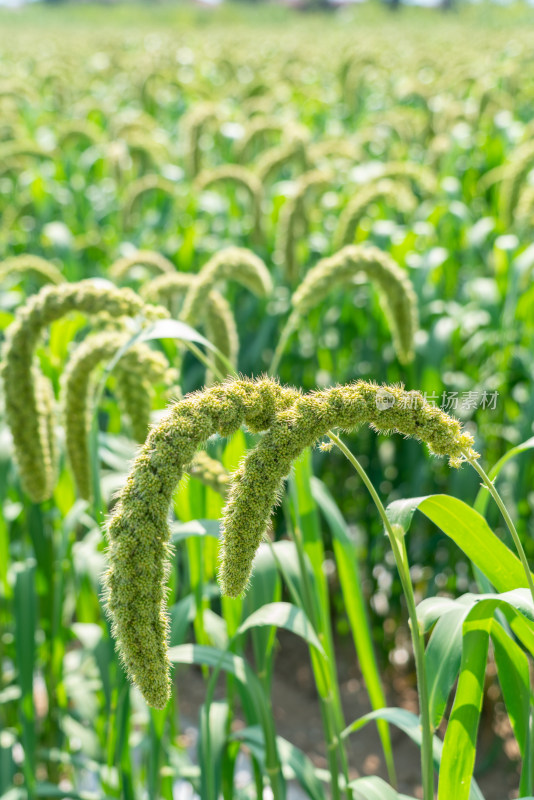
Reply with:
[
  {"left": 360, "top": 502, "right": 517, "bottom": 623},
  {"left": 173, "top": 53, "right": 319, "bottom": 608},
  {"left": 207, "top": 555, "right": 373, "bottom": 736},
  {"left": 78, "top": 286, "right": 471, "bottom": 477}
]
[
  {"left": 180, "top": 247, "right": 272, "bottom": 327},
  {"left": 104, "top": 377, "right": 476, "bottom": 706},
  {"left": 219, "top": 380, "right": 478, "bottom": 598},
  {"left": 110, "top": 250, "right": 176, "bottom": 283},
  {"left": 235, "top": 116, "right": 284, "bottom": 162},
  {"left": 333, "top": 180, "right": 415, "bottom": 251},
  {"left": 188, "top": 450, "right": 230, "bottom": 496},
  {"left": 290, "top": 244, "right": 418, "bottom": 365},
  {"left": 255, "top": 125, "right": 309, "bottom": 184},
  {"left": 115, "top": 351, "right": 177, "bottom": 442},
  {"left": 140, "top": 272, "right": 195, "bottom": 307},
  {"left": 0, "top": 254, "right": 64, "bottom": 287},
  {"left": 141, "top": 271, "right": 239, "bottom": 377},
  {"left": 122, "top": 174, "right": 176, "bottom": 226},
  {"left": 195, "top": 165, "right": 264, "bottom": 240},
  {"left": 103, "top": 377, "right": 299, "bottom": 708},
  {"left": 182, "top": 101, "right": 219, "bottom": 177},
  {"left": 499, "top": 141, "right": 534, "bottom": 225},
  {"left": 375, "top": 161, "right": 438, "bottom": 196},
  {"left": 276, "top": 169, "right": 332, "bottom": 282},
  {"left": 62, "top": 330, "right": 174, "bottom": 500},
  {"left": 1, "top": 280, "right": 167, "bottom": 503},
  {"left": 203, "top": 290, "right": 239, "bottom": 380}
]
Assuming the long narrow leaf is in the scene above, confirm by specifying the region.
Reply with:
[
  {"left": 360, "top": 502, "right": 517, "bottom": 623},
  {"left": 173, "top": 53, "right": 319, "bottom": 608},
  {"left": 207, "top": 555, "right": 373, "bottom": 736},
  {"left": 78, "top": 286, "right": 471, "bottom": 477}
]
[
  {"left": 437, "top": 606, "right": 491, "bottom": 800},
  {"left": 231, "top": 725, "right": 327, "bottom": 800},
  {"left": 199, "top": 701, "right": 229, "bottom": 800},
  {"left": 237, "top": 601, "right": 325, "bottom": 657},
  {"left": 312, "top": 476, "right": 396, "bottom": 782},
  {"left": 387, "top": 495, "right": 531, "bottom": 592},
  {"left": 342, "top": 707, "right": 485, "bottom": 800}
]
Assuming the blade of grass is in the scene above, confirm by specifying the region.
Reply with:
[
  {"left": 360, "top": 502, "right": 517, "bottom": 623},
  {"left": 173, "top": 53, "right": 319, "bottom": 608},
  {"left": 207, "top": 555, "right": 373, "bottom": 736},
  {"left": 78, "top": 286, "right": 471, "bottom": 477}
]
[{"left": 312, "top": 476, "right": 396, "bottom": 785}]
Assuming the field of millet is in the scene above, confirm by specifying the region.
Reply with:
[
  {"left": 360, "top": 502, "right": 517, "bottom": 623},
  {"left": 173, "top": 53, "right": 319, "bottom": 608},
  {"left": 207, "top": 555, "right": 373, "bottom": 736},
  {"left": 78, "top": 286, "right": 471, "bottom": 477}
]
[{"left": 2, "top": 4, "right": 534, "bottom": 798}]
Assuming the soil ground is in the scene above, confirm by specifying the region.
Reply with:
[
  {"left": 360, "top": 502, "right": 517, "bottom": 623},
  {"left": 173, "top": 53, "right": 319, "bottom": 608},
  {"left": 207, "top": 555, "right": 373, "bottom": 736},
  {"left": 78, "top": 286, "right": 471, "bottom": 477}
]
[{"left": 176, "top": 630, "right": 519, "bottom": 799}]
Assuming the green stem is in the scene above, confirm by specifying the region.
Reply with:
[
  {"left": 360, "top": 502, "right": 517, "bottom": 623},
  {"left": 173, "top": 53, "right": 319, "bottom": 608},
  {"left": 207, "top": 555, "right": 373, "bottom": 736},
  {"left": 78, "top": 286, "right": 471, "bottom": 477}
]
[
  {"left": 268, "top": 534, "right": 349, "bottom": 798},
  {"left": 328, "top": 431, "right": 434, "bottom": 800},
  {"left": 203, "top": 646, "right": 285, "bottom": 800},
  {"left": 466, "top": 452, "right": 534, "bottom": 606},
  {"left": 285, "top": 508, "right": 349, "bottom": 800},
  {"left": 183, "top": 340, "right": 237, "bottom": 383}
]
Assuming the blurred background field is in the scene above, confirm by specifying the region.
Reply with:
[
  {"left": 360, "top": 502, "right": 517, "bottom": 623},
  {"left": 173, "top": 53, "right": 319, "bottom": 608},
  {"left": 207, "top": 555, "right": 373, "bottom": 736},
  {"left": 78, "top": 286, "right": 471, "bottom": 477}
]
[{"left": 2, "top": 2, "right": 534, "bottom": 799}]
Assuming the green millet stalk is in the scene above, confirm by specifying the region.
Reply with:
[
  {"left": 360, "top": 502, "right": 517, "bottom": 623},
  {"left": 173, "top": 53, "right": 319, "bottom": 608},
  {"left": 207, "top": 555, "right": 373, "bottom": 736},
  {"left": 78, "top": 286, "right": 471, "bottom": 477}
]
[
  {"left": 62, "top": 330, "right": 174, "bottom": 500},
  {"left": 1, "top": 281, "right": 167, "bottom": 503},
  {"left": 0, "top": 254, "right": 64, "bottom": 286},
  {"left": 187, "top": 450, "right": 230, "bottom": 496},
  {"left": 180, "top": 247, "right": 272, "bottom": 327},
  {"left": 276, "top": 169, "right": 331, "bottom": 282},
  {"left": 195, "top": 165, "right": 263, "bottom": 240},
  {"left": 220, "top": 381, "right": 479, "bottom": 598},
  {"left": 110, "top": 250, "right": 176, "bottom": 283},
  {"left": 333, "top": 180, "right": 416, "bottom": 250},
  {"left": 499, "top": 141, "right": 534, "bottom": 225},
  {"left": 104, "top": 377, "right": 299, "bottom": 708},
  {"left": 271, "top": 245, "right": 418, "bottom": 374}
]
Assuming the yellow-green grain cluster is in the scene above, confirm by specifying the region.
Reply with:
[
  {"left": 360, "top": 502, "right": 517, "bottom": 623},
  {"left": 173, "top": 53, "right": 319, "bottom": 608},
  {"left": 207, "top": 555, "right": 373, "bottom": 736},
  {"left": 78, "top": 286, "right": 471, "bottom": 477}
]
[
  {"left": 220, "top": 380, "right": 478, "bottom": 597},
  {"left": 333, "top": 180, "right": 415, "bottom": 250},
  {"left": 180, "top": 247, "right": 272, "bottom": 326},
  {"left": 110, "top": 250, "right": 176, "bottom": 282},
  {"left": 62, "top": 330, "right": 174, "bottom": 499},
  {"left": 104, "top": 377, "right": 298, "bottom": 708},
  {"left": 1, "top": 281, "right": 166, "bottom": 503},
  {"left": 188, "top": 450, "right": 230, "bottom": 496},
  {"left": 276, "top": 169, "right": 331, "bottom": 281},
  {"left": 196, "top": 165, "right": 263, "bottom": 239},
  {"left": 291, "top": 245, "right": 419, "bottom": 365},
  {"left": 0, "top": 255, "right": 65, "bottom": 286}
]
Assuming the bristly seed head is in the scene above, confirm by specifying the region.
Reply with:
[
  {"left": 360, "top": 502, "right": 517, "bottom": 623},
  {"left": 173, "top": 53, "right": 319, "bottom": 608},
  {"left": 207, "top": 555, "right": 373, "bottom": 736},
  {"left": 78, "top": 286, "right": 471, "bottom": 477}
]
[
  {"left": 290, "top": 244, "right": 419, "bottom": 365},
  {"left": 103, "top": 377, "right": 477, "bottom": 707},
  {"left": 1, "top": 280, "right": 167, "bottom": 503}
]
